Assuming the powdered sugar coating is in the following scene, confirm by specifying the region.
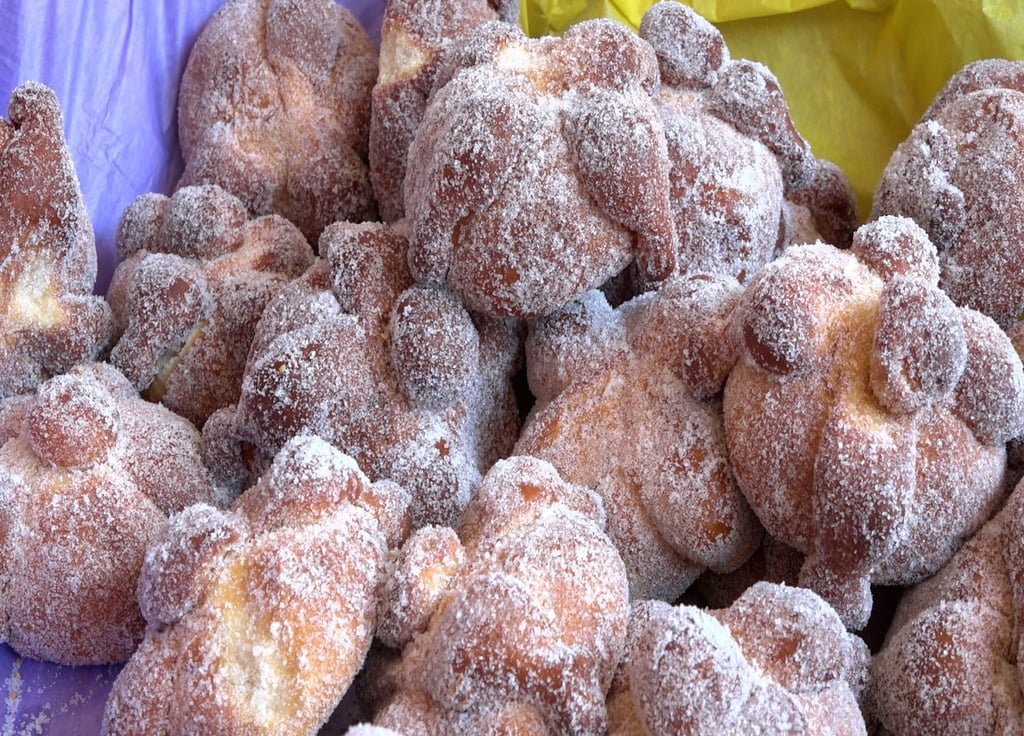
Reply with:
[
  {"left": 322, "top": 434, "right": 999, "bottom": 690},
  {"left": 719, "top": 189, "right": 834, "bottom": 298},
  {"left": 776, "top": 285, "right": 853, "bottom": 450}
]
[
  {"left": 25, "top": 370, "right": 119, "bottom": 467},
  {"left": 951, "top": 308, "right": 1024, "bottom": 446},
  {"left": 524, "top": 288, "right": 628, "bottom": 406},
  {"left": 720, "top": 582, "right": 869, "bottom": 696},
  {"left": 657, "top": 87, "right": 787, "bottom": 283},
  {"left": 707, "top": 60, "right": 815, "bottom": 190},
  {"left": 376, "top": 524, "right": 464, "bottom": 649},
  {"left": 869, "top": 275, "right": 968, "bottom": 414},
  {"left": 638, "top": 1, "right": 858, "bottom": 284},
  {"left": 872, "top": 58, "right": 1024, "bottom": 329},
  {"left": 0, "top": 83, "right": 113, "bottom": 400},
  {"left": 204, "top": 220, "right": 521, "bottom": 527},
  {"left": 107, "top": 184, "right": 314, "bottom": 428},
  {"left": 344, "top": 727, "right": 403, "bottom": 736},
  {"left": 403, "top": 18, "right": 678, "bottom": 319},
  {"left": 178, "top": 0, "right": 378, "bottom": 243},
  {"left": 370, "top": 456, "right": 629, "bottom": 736},
  {"left": 102, "top": 436, "right": 405, "bottom": 736},
  {"left": 370, "top": 0, "right": 518, "bottom": 222},
  {"left": 0, "top": 363, "right": 218, "bottom": 665},
  {"left": 516, "top": 276, "right": 761, "bottom": 601},
  {"left": 609, "top": 582, "right": 869, "bottom": 735},
  {"left": 850, "top": 211, "right": 941, "bottom": 283},
  {"left": 0, "top": 393, "right": 32, "bottom": 448},
  {"left": 724, "top": 218, "right": 1024, "bottom": 629},
  {"left": 638, "top": 1, "right": 727, "bottom": 89},
  {"left": 389, "top": 286, "right": 480, "bottom": 411},
  {"left": 136, "top": 503, "right": 247, "bottom": 628},
  {"left": 868, "top": 483, "right": 1024, "bottom": 734}
]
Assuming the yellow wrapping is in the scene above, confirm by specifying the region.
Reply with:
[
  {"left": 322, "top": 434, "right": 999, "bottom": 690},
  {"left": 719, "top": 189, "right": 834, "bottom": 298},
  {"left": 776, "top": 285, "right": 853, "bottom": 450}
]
[{"left": 520, "top": 0, "right": 1024, "bottom": 220}]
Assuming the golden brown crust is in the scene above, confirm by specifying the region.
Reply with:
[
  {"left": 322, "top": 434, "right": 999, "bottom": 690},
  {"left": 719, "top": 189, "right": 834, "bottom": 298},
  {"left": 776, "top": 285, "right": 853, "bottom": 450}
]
[
  {"left": 370, "top": 0, "right": 517, "bottom": 222},
  {"left": 102, "top": 436, "right": 408, "bottom": 736},
  {"left": 723, "top": 217, "right": 1024, "bottom": 629},
  {"left": 0, "top": 363, "right": 217, "bottom": 665},
  {"left": 203, "top": 220, "right": 521, "bottom": 527},
  {"left": 868, "top": 484, "right": 1024, "bottom": 734},
  {"left": 0, "top": 83, "right": 113, "bottom": 399},
  {"left": 610, "top": 583, "right": 870, "bottom": 735},
  {"left": 107, "top": 184, "right": 314, "bottom": 428},
  {"left": 872, "top": 58, "right": 1024, "bottom": 329},
  {"left": 371, "top": 456, "right": 629, "bottom": 736},
  {"left": 178, "top": 0, "right": 378, "bottom": 243},
  {"left": 403, "top": 19, "right": 677, "bottom": 319},
  {"left": 516, "top": 276, "right": 760, "bottom": 601}
]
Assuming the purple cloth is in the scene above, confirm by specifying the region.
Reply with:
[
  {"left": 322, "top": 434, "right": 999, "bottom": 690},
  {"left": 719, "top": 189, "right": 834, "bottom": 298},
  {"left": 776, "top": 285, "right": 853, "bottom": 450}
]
[
  {"left": 0, "top": 1, "right": 384, "bottom": 732},
  {"left": 1, "top": 646, "right": 121, "bottom": 734},
  {"left": 0, "top": 0, "right": 384, "bottom": 294}
]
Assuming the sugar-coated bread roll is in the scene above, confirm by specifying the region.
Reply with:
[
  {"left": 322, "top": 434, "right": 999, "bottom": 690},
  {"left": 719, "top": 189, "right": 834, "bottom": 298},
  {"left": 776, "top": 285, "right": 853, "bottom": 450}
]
[
  {"left": 368, "top": 456, "right": 629, "bottom": 735},
  {"left": 872, "top": 58, "right": 1024, "bottom": 329},
  {"left": 178, "top": 0, "right": 378, "bottom": 243},
  {"left": 867, "top": 481, "right": 1024, "bottom": 735},
  {"left": 0, "top": 83, "right": 113, "bottom": 400},
  {"left": 203, "top": 220, "right": 521, "bottom": 526},
  {"left": 516, "top": 275, "right": 761, "bottom": 601},
  {"left": 0, "top": 362, "right": 219, "bottom": 665},
  {"left": 403, "top": 18, "right": 678, "bottom": 318},
  {"left": 608, "top": 582, "right": 870, "bottom": 735},
  {"left": 107, "top": 184, "right": 314, "bottom": 427},
  {"left": 370, "top": 0, "right": 518, "bottom": 222},
  {"left": 102, "top": 435, "right": 410, "bottom": 736},
  {"left": 724, "top": 216, "right": 1024, "bottom": 629}
]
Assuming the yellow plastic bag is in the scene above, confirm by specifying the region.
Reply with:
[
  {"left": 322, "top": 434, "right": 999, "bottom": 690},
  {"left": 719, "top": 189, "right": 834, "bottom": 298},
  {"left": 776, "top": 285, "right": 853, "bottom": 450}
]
[{"left": 521, "top": 0, "right": 1024, "bottom": 219}]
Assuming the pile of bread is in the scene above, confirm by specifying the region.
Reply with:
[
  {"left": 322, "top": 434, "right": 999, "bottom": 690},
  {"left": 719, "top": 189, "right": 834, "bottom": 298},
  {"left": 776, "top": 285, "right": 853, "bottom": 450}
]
[{"left": 3, "top": 0, "right": 1024, "bottom": 733}]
